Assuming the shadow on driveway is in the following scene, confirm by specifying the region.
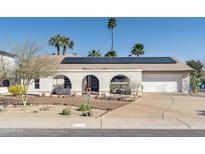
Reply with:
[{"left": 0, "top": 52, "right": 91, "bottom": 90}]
[{"left": 196, "top": 110, "right": 205, "bottom": 116}]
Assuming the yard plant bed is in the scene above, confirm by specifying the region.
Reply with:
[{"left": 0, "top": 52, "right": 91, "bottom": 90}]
[{"left": 0, "top": 96, "right": 130, "bottom": 110}]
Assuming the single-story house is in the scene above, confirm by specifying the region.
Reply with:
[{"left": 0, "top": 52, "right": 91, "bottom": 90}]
[{"left": 27, "top": 56, "right": 193, "bottom": 95}]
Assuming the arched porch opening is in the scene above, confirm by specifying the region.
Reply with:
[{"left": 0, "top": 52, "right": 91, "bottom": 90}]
[
  {"left": 82, "top": 75, "right": 99, "bottom": 95},
  {"left": 53, "top": 75, "right": 72, "bottom": 95},
  {"left": 110, "top": 75, "right": 131, "bottom": 94}
]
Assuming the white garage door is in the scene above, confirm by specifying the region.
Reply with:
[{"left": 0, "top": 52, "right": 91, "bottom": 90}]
[{"left": 142, "top": 73, "right": 182, "bottom": 92}]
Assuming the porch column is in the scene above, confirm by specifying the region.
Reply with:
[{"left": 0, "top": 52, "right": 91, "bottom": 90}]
[
  {"left": 68, "top": 75, "right": 83, "bottom": 95},
  {"left": 98, "top": 75, "right": 110, "bottom": 96}
]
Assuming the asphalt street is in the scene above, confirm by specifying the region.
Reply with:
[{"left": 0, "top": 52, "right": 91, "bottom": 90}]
[{"left": 1, "top": 129, "right": 205, "bottom": 137}]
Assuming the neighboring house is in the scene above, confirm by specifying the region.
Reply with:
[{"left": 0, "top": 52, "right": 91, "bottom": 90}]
[
  {"left": 0, "top": 50, "right": 15, "bottom": 94},
  {"left": 27, "top": 56, "right": 193, "bottom": 95}
]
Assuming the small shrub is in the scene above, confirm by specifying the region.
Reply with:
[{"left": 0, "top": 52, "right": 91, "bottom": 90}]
[
  {"left": 62, "top": 108, "right": 71, "bottom": 115},
  {"left": 8, "top": 85, "right": 25, "bottom": 96},
  {"left": 78, "top": 103, "right": 92, "bottom": 111}
]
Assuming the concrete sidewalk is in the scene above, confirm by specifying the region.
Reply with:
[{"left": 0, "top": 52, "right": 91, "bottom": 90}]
[
  {"left": 1, "top": 117, "right": 205, "bottom": 129},
  {"left": 0, "top": 118, "right": 101, "bottom": 129}
]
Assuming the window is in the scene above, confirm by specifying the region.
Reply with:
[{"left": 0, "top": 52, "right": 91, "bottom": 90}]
[
  {"left": 34, "top": 79, "right": 40, "bottom": 89},
  {"left": 2, "top": 80, "right": 10, "bottom": 87}
]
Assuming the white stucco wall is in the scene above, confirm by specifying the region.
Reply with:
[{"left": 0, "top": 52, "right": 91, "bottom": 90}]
[
  {"left": 27, "top": 69, "right": 142, "bottom": 95},
  {"left": 27, "top": 77, "right": 54, "bottom": 94},
  {"left": 27, "top": 69, "right": 191, "bottom": 95},
  {"left": 182, "top": 73, "right": 190, "bottom": 93}
]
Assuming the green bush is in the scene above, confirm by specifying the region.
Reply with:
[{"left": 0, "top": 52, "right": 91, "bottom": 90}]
[
  {"left": 62, "top": 108, "right": 71, "bottom": 115},
  {"left": 78, "top": 103, "right": 92, "bottom": 111},
  {"left": 191, "top": 72, "right": 201, "bottom": 93},
  {"left": 8, "top": 85, "right": 25, "bottom": 96}
]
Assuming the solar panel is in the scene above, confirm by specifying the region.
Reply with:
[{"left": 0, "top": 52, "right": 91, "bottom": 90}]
[{"left": 61, "top": 57, "right": 177, "bottom": 64}]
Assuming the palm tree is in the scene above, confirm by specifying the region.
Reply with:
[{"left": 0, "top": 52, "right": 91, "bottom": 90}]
[
  {"left": 61, "top": 36, "right": 74, "bottom": 55},
  {"left": 48, "top": 34, "right": 62, "bottom": 55},
  {"left": 87, "top": 50, "right": 102, "bottom": 57},
  {"left": 107, "top": 18, "right": 117, "bottom": 51},
  {"left": 104, "top": 50, "right": 117, "bottom": 57},
  {"left": 130, "top": 43, "right": 145, "bottom": 57}
]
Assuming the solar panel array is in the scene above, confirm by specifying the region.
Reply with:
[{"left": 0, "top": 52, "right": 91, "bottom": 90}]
[{"left": 61, "top": 57, "right": 177, "bottom": 64}]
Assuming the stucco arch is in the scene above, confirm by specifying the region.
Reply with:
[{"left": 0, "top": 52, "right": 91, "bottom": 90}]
[
  {"left": 110, "top": 74, "right": 130, "bottom": 83},
  {"left": 53, "top": 74, "right": 72, "bottom": 89},
  {"left": 110, "top": 74, "right": 131, "bottom": 94},
  {"left": 82, "top": 74, "right": 100, "bottom": 94}
]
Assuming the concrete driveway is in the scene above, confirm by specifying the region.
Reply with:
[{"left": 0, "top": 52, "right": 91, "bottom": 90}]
[{"left": 102, "top": 93, "right": 205, "bottom": 129}]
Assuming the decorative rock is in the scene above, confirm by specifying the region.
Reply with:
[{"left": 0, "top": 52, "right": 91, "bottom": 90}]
[
  {"left": 95, "top": 96, "right": 99, "bottom": 99},
  {"left": 39, "top": 106, "right": 50, "bottom": 111},
  {"left": 44, "top": 93, "right": 51, "bottom": 97},
  {"left": 87, "top": 111, "right": 93, "bottom": 117},
  {"left": 8, "top": 104, "right": 13, "bottom": 107},
  {"left": 82, "top": 112, "right": 87, "bottom": 116},
  {"left": 0, "top": 105, "right": 4, "bottom": 111}
]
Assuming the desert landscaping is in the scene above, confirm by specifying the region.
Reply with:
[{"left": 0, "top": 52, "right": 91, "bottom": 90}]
[
  {"left": 0, "top": 94, "right": 132, "bottom": 119},
  {"left": 0, "top": 104, "right": 106, "bottom": 118}
]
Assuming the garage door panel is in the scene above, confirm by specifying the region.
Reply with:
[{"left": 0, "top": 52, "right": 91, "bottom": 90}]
[
  {"left": 142, "top": 81, "right": 178, "bottom": 92},
  {"left": 142, "top": 73, "right": 182, "bottom": 92}
]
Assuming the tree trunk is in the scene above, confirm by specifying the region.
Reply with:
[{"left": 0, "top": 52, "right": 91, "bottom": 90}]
[
  {"left": 111, "top": 29, "right": 114, "bottom": 51},
  {"left": 21, "top": 93, "right": 28, "bottom": 107},
  {"left": 63, "top": 46, "right": 67, "bottom": 55},
  {"left": 0, "top": 79, "right": 2, "bottom": 86},
  {"left": 21, "top": 84, "right": 29, "bottom": 107},
  {"left": 57, "top": 46, "right": 60, "bottom": 55}
]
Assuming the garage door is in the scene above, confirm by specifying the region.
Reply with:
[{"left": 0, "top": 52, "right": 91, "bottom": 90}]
[{"left": 142, "top": 73, "right": 182, "bottom": 92}]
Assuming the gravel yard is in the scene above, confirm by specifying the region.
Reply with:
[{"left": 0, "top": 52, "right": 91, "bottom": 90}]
[{"left": 0, "top": 105, "right": 106, "bottom": 118}]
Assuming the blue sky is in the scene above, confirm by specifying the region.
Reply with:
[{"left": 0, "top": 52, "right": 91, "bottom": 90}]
[{"left": 0, "top": 17, "right": 205, "bottom": 62}]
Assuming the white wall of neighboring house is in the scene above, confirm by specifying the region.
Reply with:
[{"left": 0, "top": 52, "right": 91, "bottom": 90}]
[
  {"left": 0, "top": 55, "right": 15, "bottom": 66},
  {"left": 0, "top": 54, "right": 15, "bottom": 94}
]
